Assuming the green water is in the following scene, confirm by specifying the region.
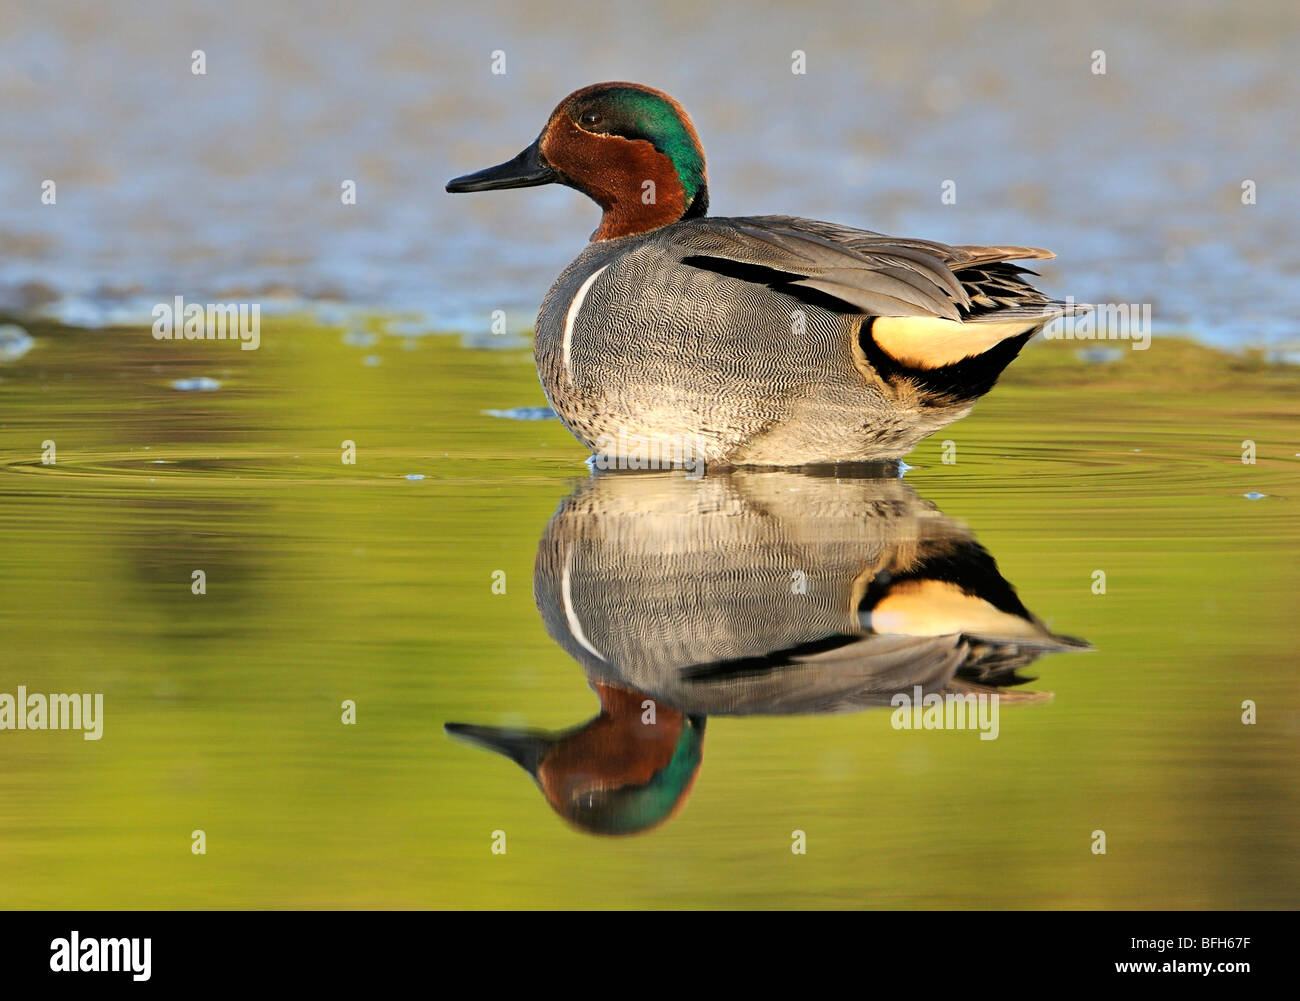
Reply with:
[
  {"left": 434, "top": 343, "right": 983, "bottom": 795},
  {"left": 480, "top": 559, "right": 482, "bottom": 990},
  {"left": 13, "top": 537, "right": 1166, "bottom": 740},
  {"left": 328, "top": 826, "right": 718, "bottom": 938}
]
[{"left": 0, "top": 319, "right": 1296, "bottom": 909}]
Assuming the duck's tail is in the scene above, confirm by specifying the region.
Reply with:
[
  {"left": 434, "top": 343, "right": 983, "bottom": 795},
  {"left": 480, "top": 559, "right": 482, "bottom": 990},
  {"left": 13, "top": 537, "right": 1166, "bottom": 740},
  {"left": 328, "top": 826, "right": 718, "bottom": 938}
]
[{"left": 861, "top": 248, "right": 1090, "bottom": 401}]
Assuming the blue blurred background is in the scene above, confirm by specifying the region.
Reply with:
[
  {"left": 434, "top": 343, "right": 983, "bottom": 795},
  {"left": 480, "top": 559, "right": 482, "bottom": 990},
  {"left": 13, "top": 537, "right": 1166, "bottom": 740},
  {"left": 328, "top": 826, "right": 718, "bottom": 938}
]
[{"left": 1, "top": 0, "right": 1297, "bottom": 347}]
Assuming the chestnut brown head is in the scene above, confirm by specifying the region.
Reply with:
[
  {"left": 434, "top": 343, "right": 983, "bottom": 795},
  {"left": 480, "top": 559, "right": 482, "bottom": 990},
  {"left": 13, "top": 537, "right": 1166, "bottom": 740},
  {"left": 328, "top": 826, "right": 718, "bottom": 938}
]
[{"left": 447, "top": 82, "right": 709, "bottom": 241}]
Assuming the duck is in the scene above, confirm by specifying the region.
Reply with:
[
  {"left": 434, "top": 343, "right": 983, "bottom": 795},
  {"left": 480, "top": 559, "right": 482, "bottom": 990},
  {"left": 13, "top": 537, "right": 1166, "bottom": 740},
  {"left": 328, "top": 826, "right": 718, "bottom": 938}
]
[
  {"left": 530, "top": 470, "right": 1087, "bottom": 715},
  {"left": 445, "top": 470, "right": 1089, "bottom": 836},
  {"left": 447, "top": 82, "right": 1087, "bottom": 467}
]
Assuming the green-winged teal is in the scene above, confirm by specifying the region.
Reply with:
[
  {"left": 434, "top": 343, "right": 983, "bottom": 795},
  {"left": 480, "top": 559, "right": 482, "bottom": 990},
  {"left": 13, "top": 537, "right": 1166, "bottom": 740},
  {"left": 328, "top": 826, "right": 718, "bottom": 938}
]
[
  {"left": 446, "top": 471, "right": 1088, "bottom": 835},
  {"left": 529, "top": 471, "right": 1087, "bottom": 714},
  {"left": 447, "top": 82, "right": 1086, "bottom": 467}
]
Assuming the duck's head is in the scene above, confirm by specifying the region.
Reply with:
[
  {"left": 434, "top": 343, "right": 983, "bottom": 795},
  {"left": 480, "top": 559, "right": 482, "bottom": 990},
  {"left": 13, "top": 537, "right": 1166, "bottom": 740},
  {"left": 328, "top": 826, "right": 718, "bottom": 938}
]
[
  {"left": 446, "top": 82, "right": 708, "bottom": 241},
  {"left": 444, "top": 685, "right": 706, "bottom": 836}
]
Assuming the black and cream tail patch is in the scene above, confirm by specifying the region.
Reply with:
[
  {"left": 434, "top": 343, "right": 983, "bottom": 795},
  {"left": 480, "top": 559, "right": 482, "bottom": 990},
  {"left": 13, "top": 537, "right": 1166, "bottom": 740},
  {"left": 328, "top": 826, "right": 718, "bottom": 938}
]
[{"left": 859, "top": 302, "right": 1086, "bottom": 401}]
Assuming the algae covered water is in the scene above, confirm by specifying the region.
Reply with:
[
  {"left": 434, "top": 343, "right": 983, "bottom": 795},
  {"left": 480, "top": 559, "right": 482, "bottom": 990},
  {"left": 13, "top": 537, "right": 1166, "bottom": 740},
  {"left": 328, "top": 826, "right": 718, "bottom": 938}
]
[{"left": 1, "top": 317, "right": 1295, "bottom": 907}]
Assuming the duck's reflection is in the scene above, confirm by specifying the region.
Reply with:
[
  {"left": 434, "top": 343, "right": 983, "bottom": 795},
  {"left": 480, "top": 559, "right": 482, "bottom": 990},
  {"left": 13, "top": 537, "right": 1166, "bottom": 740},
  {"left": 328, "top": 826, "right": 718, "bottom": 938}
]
[{"left": 446, "top": 469, "right": 1086, "bottom": 836}]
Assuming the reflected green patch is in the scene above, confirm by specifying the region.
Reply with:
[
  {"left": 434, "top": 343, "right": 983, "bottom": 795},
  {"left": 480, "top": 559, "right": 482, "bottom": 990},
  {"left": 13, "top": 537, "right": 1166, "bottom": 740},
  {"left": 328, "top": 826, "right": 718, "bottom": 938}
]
[{"left": 0, "top": 318, "right": 1297, "bottom": 908}]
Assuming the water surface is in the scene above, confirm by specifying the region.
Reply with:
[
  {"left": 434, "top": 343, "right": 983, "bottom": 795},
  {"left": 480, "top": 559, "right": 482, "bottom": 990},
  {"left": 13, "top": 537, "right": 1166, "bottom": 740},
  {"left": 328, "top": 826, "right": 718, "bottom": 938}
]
[{"left": 1, "top": 318, "right": 1296, "bottom": 908}]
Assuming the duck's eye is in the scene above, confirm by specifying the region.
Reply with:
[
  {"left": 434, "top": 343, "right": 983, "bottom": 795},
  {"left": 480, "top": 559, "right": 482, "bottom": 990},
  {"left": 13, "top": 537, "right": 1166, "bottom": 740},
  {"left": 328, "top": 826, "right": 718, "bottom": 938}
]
[{"left": 579, "top": 111, "right": 603, "bottom": 128}]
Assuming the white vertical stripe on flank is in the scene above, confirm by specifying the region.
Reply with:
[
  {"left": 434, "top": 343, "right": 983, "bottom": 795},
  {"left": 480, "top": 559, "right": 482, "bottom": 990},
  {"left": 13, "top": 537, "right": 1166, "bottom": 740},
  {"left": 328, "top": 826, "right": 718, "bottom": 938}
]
[
  {"left": 562, "top": 547, "right": 605, "bottom": 662},
  {"left": 563, "top": 264, "right": 609, "bottom": 375}
]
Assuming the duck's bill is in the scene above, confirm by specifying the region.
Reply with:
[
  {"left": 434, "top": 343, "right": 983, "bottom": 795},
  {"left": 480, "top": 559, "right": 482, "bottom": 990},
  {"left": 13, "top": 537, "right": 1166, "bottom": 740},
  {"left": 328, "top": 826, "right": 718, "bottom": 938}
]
[
  {"left": 444, "top": 722, "right": 549, "bottom": 776},
  {"left": 445, "top": 138, "right": 558, "bottom": 192}
]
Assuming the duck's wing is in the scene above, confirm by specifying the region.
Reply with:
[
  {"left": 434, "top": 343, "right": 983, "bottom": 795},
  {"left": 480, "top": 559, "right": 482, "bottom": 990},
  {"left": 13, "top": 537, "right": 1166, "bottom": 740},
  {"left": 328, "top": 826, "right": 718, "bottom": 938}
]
[
  {"left": 673, "top": 215, "right": 1086, "bottom": 376},
  {"left": 674, "top": 214, "right": 1071, "bottom": 321},
  {"left": 675, "top": 627, "right": 1084, "bottom": 716},
  {"left": 676, "top": 632, "right": 971, "bottom": 715},
  {"left": 673, "top": 215, "right": 971, "bottom": 319}
]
